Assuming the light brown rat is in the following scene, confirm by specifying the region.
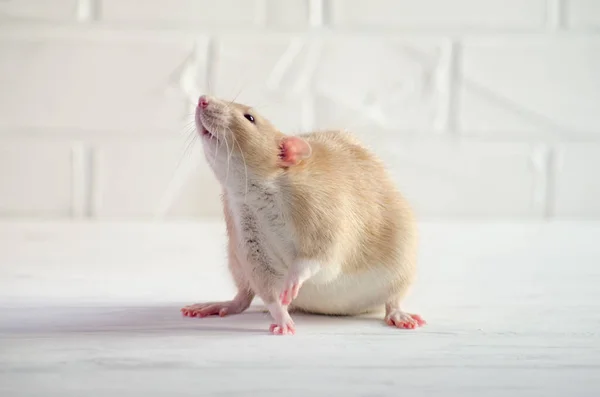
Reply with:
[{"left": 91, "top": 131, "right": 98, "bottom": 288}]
[{"left": 181, "top": 95, "right": 425, "bottom": 335}]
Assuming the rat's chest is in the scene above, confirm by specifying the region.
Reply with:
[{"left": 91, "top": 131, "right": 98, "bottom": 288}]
[{"left": 228, "top": 185, "right": 296, "bottom": 267}]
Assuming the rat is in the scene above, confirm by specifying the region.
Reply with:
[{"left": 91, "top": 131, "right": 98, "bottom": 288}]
[{"left": 180, "top": 95, "right": 426, "bottom": 335}]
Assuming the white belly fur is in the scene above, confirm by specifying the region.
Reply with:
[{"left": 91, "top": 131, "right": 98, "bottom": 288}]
[{"left": 290, "top": 265, "right": 393, "bottom": 315}]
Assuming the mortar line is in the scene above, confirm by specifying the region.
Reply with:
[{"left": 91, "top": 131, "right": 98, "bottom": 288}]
[
  {"left": 205, "top": 37, "right": 219, "bottom": 95},
  {"left": 256, "top": 0, "right": 268, "bottom": 27},
  {"left": 89, "top": 148, "right": 101, "bottom": 219},
  {"left": 544, "top": 146, "right": 558, "bottom": 219},
  {"left": 435, "top": 39, "right": 461, "bottom": 136},
  {"left": 70, "top": 143, "right": 86, "bottom": 218},
  {"left": 547, "top": 0, "right": 564, "bottom": 30},
  {"left": 76, "top": 0, "right": 99, "bottom": 22},
  {"left": 309, "top": 0, "right": 325, "bottom": 27}
]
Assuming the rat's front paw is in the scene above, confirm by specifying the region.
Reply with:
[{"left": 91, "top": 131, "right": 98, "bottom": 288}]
[{"left": 280, "top": 274, "right": 303, "bottom": 305}]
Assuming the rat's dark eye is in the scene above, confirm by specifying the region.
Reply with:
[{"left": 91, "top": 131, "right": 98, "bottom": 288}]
[{"left": 244, "top": 114, "right": 255, "bottom": 123}]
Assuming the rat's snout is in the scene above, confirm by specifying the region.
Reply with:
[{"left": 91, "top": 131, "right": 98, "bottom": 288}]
[
  {"left": 196, "top": 95, "right": 231, "bottom": 141},
  {"left": 198, "top": 95, "right": 209, "bottom": 109},
  {"left": 196, "top": 94, "right": 229, "bottom": 117}
]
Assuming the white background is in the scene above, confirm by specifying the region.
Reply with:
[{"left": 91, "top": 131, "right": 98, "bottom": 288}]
[{"left": 1, "top": 0, "right": 599, "bottom": 221}]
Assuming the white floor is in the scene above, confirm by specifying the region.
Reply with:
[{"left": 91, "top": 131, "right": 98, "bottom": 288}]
[{"left": 1, "top": 221, "right": 599, "bottom": 396}]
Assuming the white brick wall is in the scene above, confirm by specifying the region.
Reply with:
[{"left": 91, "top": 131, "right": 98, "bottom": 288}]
[
  {"left": 0, "top": 0, "right": 599, "bottom": 220},
  {"left": 329, "top": 0, "right": 548, "bottom": 29},
  {"left": 0, "top": 0, "right": 80, "bottom": 21}
]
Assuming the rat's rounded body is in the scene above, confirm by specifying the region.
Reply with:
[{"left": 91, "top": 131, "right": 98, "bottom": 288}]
[{"left": 181, "top": 95, "right": 425, "bottom": 334}]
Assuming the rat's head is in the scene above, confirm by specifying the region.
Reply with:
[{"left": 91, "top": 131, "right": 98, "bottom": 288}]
[{"left": 195, "top": 95, "right": 312, "bottom": 184}]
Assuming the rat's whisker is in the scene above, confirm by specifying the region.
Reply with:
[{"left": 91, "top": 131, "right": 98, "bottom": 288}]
[
  {"left": 179, "top": 129, "right": 198, "bottom": 148},
  {"left": 227, "top": 89, "right": 243, "bottom": 107},
  {"left": 205, "top": 118, "right": 220, "bottom": 167},
  {"left": 232, "top": 134, "right": 248, "bottom": 202},
  {"left": 224, "top": 131, "right": 232, "bottom": 186},
  {"left": 181, "top": 128, "right": 197, "bottom": 151},
  {"left": 181, "top": 119, "right": 196, "bottom": 126},
  {"left": 178, "top": 120, "right": 196, "bottom": 135},
  {"left": 217, "top": 128, "right": 226, "bottom": 158},
  {"left": 154, "top": 127, "right": 200, "bottom": 219},
  {"left": 183, "top": 128, "right": 198, "bottom": 143},
  {"left": 176, "top": 132, "right": 197, "bottom": 171},
  {"left": 206, "top": 76, "right": 214, "bottom": 95}
]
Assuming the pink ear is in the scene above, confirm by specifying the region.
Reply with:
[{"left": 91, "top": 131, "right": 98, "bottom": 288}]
[{"left": 278, "top": 136, "right": 312, "bottom": 167}]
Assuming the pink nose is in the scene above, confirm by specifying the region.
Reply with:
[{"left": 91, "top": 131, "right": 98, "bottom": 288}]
[{"left": 198, "top": 95, "right": 209, "bottom": 109}]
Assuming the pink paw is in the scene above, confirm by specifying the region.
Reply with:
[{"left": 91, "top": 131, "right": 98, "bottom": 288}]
[
  {"left": 269, "top": 321, "right": 296, "bottom": 335},
  {"left": 279, "top": 279, "right": 302, "bottom": 305},
  {"left": 181, "top": 301, "right": 240, "bottom": 318},
  {"left": 385, "top": 311, "right": 426, "bottom": 329}
]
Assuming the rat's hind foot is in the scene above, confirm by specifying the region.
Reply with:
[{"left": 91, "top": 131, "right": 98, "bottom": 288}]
[
  {"left": 384, "top": 296, "right": 426, "bottom": 329},
  {"left": 269, "top": 321, "right": 295, "bottom": 335},
  {"left": 266, "top": 302, "right": 295, "bottom": 335},
  {"left": 181, "top": 301, "right": 245, "bottom": 318},
  {"left": 181, "top": 291, "right": 253, "bottom": 318},
  {"left": 385, "top": 310, "right": 426, "bottom": 329}
]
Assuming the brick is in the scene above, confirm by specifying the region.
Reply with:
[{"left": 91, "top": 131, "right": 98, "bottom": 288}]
[
  {"left": 101, "top": 0, "right": 262, "bottom": 27},
  {"left": 92, "top": 140, "right": 222, "bottom": 218},
  {"left": 553, "top": 144, "right": 600, "bottom": 217},
  {"left": 0, "top": 0, "right": 79, "bottom": 21},
  {"left": 458, "top": 38, "right": 600, "bottom": 138},
  {"left": 101, "top": 0, "right": 309, "bottom": 28},
  {"left": 212, "top": 36, "right": 310, "bottom": 132},
  {"left": 0, "top": 34, "right": 199, "bottom": 133},
  {"left": 313, "top": 38, "right": 443, "bottom": 133},
  {"left": 329, "top": 0, "right": 546, "bottom": 29},
  {"left": 0, "top": 142, "right": 73, "bottom": 216},
  {"left": 375, "top": 141, "right": 544, "bottom": 218},
  {"left": 565, "top": 0, "right": 600, "bottom": 28}
]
